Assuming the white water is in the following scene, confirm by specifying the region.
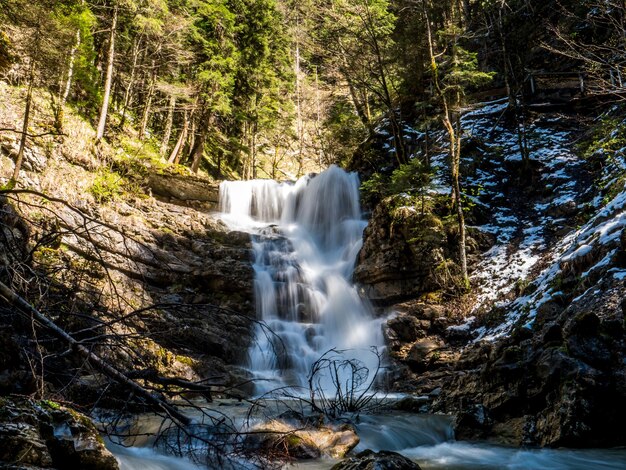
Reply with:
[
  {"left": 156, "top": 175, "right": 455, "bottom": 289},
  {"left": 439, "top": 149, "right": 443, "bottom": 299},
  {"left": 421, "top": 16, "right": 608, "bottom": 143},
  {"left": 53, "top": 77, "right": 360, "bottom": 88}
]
[
  {"left": 219, "top": 165, "right": 385, "bottom": 394},
  {"left": 109, "top": 404, "right": 626, "bottom": 470}
]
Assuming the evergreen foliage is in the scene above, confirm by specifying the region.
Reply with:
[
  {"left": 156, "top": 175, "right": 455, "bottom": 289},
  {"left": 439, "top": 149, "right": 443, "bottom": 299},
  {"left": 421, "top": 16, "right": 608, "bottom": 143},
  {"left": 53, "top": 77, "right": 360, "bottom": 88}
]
[{"left": 0, "top": 0, "right": 622, "bottom": 179}]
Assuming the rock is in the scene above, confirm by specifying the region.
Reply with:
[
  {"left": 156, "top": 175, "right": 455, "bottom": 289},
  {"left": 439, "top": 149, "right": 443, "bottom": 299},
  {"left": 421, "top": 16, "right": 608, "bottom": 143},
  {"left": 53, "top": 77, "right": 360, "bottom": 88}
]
[
  {"left": 407, "top": 337, "right": 444, "bottom": 371},
  {"left": 246, "top": 419, "right": 359, "bottom": 460},
  {"left": 387, "top": 315, "right": 426, "bottom": 343},
  {"left": 393, "top": 396, "right": 430, "bottom": 412},
  {"left": 546, "top": 199, "right": 578, "bottom": 218},
  {"left": 331, "top": 450, "right": 422, "bottom": 470},
  {"left": 454, "top": 404, "right": 493, "bottom": 440},
  {"left": 354, "top": 202, "right": 447, "bottom": 305},
  {"left": 147, "top": 173, "right": 220, "bottom": 207},
  {"left": 0, "top": 397, "right": 118, "bottom": 470}
]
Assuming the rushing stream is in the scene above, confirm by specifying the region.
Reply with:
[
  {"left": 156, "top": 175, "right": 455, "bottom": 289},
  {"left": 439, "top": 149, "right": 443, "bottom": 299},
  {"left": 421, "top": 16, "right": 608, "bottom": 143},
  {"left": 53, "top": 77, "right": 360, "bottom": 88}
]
[
  {"left": 109, "top": 166, "right": 626, "bottom": 469},
  {"left": 110, "top": 401, "right": 626, "bottom": 470}
]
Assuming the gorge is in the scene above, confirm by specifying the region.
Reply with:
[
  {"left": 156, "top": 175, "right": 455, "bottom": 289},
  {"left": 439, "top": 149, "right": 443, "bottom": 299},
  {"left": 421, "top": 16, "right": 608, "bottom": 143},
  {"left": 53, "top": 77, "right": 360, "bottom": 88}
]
[{"left": 3, "top": 0, "right": 626, "bottom": 469}]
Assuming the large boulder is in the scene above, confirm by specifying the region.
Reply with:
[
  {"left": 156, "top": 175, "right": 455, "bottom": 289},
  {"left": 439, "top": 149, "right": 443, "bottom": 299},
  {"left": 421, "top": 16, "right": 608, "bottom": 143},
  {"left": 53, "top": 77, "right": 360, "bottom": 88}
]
[
  {"left": 331, "top": 450, "right": 422, "bottom": 470},
  {"left": 245, "top": 419, "right": 359, "bottom": 460},
  {"left": 147, "top": 173, "right": 220, "bottom": 208},
  {"left": 354, "top": 201, "right": 447, "bottom": 305}
]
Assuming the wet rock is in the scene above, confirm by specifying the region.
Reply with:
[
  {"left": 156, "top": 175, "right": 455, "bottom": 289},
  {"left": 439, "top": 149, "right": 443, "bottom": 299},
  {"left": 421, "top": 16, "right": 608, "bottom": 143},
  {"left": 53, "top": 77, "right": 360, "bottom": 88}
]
[
  {"left": 246, "top": 420, "right": 359, "bottom": 460},
  {"left": 0, "top": 397, "right": 118, "bottom": 470},
  {"left": 331, "top": 450, "right": 422, "bottom": 470},
  {"left": 393, "top": 396, "right": 430, "bottom": 412},
  {"left": 454, "top": 404, "right": 493, "bottom": 440}
]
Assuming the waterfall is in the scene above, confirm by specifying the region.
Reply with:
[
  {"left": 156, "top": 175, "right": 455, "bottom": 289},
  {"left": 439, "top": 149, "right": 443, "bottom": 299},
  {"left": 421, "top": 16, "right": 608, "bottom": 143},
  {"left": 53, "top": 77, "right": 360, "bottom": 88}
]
[{"left": 219, "top": 165, "right": 385, "bottom": 394}]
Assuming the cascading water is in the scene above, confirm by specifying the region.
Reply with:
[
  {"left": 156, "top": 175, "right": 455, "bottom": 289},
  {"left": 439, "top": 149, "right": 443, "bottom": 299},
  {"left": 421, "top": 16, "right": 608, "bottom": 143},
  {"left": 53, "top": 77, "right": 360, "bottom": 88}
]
[{"left": 219, "top": 165, "right": 385, "bottom": 394}]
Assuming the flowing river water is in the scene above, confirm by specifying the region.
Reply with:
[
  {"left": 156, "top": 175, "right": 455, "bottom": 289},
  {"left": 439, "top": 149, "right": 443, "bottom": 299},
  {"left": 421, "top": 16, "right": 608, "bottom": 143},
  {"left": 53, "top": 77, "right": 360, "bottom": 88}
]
[{"left": 110, "top": 166, "right": 626, "bottom": 469}]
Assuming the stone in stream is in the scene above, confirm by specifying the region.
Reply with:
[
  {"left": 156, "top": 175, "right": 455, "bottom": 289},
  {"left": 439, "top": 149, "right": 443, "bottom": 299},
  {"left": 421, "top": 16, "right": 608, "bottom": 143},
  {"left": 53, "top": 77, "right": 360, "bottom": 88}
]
[
  {"left": 0, "top": 397, "right": 118, "bottom": 470},
  {"left": 245, "top": 419, "right": 360, "bottom": 460},
  {"left": 331, "top": 449, "right": 422, "bottom": 470}
]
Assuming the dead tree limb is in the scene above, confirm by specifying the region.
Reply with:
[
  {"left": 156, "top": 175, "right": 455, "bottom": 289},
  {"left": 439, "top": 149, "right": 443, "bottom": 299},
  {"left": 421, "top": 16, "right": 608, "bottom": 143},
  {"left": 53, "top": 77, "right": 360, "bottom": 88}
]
[{"left": 0, "top": 279, "right": 191, "bottom": 426}]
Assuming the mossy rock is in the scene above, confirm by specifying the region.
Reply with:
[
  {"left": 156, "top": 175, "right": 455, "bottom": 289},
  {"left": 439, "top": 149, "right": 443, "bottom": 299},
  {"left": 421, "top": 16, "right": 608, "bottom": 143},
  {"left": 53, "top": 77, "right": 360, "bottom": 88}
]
[{"left": 0, "top": 397, "right": 118, "bottom": 470}]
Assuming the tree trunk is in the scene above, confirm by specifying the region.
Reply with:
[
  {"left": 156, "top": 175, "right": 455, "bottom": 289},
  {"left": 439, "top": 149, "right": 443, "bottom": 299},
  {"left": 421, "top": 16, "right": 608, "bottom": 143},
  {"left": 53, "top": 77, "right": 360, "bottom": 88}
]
[
  {"left": 190, "top": 130, "right": 206, "bottom": 174},
  {"left": 364, "top": 4, "right": 405, "bottom": 164},
  {"left": 160, "top": 95, "right": 176, "bottom": 156},
  {"left": 61, "top": 28, "right": 81, "bottom": 107},
  {"left": 167, "top": 111, "right": 189, "bottom": 164},
  {"left": 139, "top": 61, "right": 156, "bottom": 141},
  {"left": 120, "top": 36, "right": 141, "bottom": 129},
  {"left": 294, "top": 24, "right": 304, "bottom": 163},
  {"left": 424, "top": 4, "right": 469, "bottom": 287},
  {"left": 12, "top": 72, "right": 34, "bottom": 182},
  {"left": 0, "top": 280, "right": 190, "bottom": 426},
  {"left": 187, "top": 119, "right": 196, "bottom": 163},
  {"left": 451, "top": 114, "right": 468, "bottom": 287},
  {"left": 251, "top": 121, "right": 258, "bottom": 179},
  {"left": 96, "top": 4, "right": 118, "bottom": 141}
]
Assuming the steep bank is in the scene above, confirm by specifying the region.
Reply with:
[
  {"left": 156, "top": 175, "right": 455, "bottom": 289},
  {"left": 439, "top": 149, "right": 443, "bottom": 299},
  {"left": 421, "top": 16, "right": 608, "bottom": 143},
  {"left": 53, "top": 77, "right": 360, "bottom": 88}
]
[
  {"left": 353, "top": 100, "right": 626, "bottom": 447},
  {"left": 0, "top": 80, "right": 259, "bottom": 468}
]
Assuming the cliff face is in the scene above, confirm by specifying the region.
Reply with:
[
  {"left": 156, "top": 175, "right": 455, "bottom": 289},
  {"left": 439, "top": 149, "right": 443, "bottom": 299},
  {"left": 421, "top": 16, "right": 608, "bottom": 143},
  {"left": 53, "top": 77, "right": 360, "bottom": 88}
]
[{"left": 354, "top": 101, "right": 626, "bottom": 447}]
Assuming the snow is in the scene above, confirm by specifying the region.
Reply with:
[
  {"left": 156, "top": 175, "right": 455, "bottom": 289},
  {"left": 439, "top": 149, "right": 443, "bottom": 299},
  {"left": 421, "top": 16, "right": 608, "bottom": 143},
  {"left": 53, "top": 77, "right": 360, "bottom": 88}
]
[
  {"left": 447, "top": 316, "right": 475, "bottom": 332},
  {"left": 562, "top": 244, "right": 593, "bottom": 262},
  {"left": 611, "top": 270, "right": 626, "bottom": 280},
  {"left": 398, "top": 102, "right": 626, "bottom": 342}
]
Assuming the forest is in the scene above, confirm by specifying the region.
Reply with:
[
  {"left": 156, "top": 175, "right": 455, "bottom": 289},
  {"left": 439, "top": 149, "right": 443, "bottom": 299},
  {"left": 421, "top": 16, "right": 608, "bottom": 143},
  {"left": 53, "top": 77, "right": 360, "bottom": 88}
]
[
  {"left": 1, "top": 1, "right": 626, "bottom": 469},
  {"left": 3, "top": 0, "right": 617, "bottom": 180}
]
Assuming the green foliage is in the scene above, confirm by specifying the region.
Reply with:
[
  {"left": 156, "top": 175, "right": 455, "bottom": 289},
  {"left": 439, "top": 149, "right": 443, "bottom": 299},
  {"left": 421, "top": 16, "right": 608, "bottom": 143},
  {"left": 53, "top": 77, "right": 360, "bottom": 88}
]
[
  {"left": 360, "top": 172, "right": 388, "bottom": 208},
  {"left": 0, "top": 30, "right": 15, "bottom": 72},
  {"left": 89, "top": 169, "right": 124, "bottom": 203},
  {"left": 324, "top": 98, "right": 369, "bottom": 166},
  {"left": 581, "top": 115, "right": 626, "bottom": 161},
  {"left": 361, "top": 157, "right": 432, "bottom": 208},
  {"left": 390, "top": 158, "right": 432, "bottom": 194}
]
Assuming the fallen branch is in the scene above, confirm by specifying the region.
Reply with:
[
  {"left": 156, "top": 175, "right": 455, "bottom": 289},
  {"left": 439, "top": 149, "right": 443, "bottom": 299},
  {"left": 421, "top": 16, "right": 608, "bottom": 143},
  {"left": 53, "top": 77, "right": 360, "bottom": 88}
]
[
  {"left": 0, "top": 127, "right": 66, "bottom": 138},
  {"left": 0, "top": 279, "right": 191, "bottom": 426}
]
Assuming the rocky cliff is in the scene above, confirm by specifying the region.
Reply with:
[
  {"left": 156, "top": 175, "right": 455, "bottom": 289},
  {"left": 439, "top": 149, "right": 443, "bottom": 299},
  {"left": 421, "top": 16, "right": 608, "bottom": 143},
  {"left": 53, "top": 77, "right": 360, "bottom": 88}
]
[{"left": 354, "top": 101, "right": 626, "bottom": 447}]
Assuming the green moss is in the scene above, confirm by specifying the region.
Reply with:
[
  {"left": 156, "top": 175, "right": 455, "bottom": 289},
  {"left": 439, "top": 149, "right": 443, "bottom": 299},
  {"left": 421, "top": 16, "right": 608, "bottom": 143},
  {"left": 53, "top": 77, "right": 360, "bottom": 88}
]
[
  {"left": 40, "top": 399, "right": 61, "bottom": 410},
  {"left": 285, "top": 433, "right": 304, "bottom": 448},
  {"left": 176, "top": 355, "right": 196, "bottom": 367}
]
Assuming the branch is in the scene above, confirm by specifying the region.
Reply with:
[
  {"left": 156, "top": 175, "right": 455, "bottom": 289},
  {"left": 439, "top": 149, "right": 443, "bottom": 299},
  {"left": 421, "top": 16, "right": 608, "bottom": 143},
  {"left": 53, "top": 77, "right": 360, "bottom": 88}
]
[
  {"left": 0, "top": 279, "right": 191, "bottom": 426},
  {"left": 0, "top": 128, "right": 66, "bottom": 138}
]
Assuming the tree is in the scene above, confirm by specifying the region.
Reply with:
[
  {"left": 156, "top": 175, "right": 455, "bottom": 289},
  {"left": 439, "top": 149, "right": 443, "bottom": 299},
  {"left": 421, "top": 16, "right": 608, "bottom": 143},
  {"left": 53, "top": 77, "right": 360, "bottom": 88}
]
[
  {"left": 229, "top": 0, "right": 293, "bottom": 179},
  {"left": 545, "top": 0, "right": 626, "bottom": 97},
  {"left": 313, "top": 0, "right": 405, "bottom": 164},
  {"left": 421, "top": 0, "right": 493, "bottom": 286},
  {"left": 1, "top": 0, "right": 82, "bottom": 182},
  {"left": 95, "top": 1, "right": 118, "bottom": 141}
]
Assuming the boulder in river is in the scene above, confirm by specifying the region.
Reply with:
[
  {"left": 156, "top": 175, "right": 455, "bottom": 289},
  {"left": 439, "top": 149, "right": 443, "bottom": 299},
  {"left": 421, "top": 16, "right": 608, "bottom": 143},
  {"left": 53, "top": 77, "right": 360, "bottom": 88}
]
[
  {"left": 245, "top": 419, "right": 359, "bottom": 460},
  {"left": 0, "top": 396, "right": 118, "bottom": 470},
  {"left": 331, "top": 449, "right": 422, "bottom": 470}
]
